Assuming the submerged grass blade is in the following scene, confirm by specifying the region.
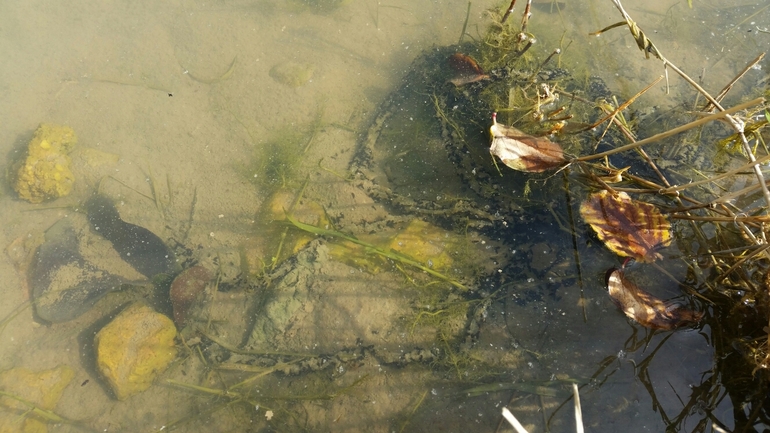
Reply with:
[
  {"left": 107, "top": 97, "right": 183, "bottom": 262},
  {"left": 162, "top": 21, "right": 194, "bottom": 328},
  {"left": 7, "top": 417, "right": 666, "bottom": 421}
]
[
  {"left": 185, "top": 56, "right": 237, "bottom": 85},
  {"left": 0, "top": 390, "right": 82, "bottom": 427},
  {"left": 285, "top": 214, "right": 468, "bottom": 290},
  {"left": 399, "top": 390, "right": 428, "bottom": 433},
  {"left": 464, "top": 381, "right": 571, "bottom": 398},
  {"left": 0, "top": 301, "right": 30, "bottom": 338}
]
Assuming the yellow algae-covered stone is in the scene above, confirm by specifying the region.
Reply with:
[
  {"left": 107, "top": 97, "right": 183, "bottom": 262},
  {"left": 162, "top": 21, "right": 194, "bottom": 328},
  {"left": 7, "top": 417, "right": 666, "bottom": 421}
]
[
  {"left": 259, "top": 188, "right": 331, "bottom": 265},
  {"left": 95, "top": 302, "right": 177, "bottom": 400},
  {"left": 0, "top": 365, "right": 74, "bottom": 433},
  {"left": 327, "top": 234, "right": 391, "bottom": 273},
  {"left": 327, "top": 219, "right": 458, "bottom": 273},
  {"left": 13, "top": 124, "right": 77, "bottom": 203},
  {"left": 386, "top": 219, "right": 455, "bottom": 271},
  {"left": 269, "top": 61, "right": 315, "bottom": 88}
]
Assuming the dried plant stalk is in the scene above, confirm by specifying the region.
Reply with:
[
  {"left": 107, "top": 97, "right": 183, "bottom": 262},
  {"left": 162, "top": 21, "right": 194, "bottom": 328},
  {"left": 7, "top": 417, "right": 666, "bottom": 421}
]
[
  {"left": 605, "top": 0, "right": 770, "bottom": 213},
  {"left": 575, "top": 98, "right": 764, "bottom": 162}
]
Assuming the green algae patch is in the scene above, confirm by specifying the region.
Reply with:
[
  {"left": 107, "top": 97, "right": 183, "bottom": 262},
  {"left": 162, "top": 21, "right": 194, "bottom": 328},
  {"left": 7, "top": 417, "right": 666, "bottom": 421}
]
[{"left": 269, "top": 61, "right": 315, "bottom": 88}]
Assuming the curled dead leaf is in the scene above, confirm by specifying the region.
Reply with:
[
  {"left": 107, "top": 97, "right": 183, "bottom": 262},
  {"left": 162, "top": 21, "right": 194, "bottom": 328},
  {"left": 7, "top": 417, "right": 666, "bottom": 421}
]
[
  {"left": 489, "top": 113, "right": 567, "bottom": 172},
  {"left": 580, "top": 190, "right": 671, "bottom": 262},
  {"left": 606, "top": 268, "right": 703, "bottom": 330},
  {"left": 448, "top": 53, "right": 489, "bottom": 86}
]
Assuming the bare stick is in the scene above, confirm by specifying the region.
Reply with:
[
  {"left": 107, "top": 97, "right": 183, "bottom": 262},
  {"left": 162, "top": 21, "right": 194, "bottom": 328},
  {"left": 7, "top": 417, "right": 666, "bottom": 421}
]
[
  {"left": 660, "top": 153, "right": 770, "bottom": 194},
  {"left": 459, "top": 2, "right": 472, "bottom": 44},
  {"left": 527, "top": 48, "right": 563, "bottom": 82},
  {"left": 672, "top": 215, "right": 770, "bottom": 223},
  {"left": 606, "top": 0, "right": 770, "bottom": 212},
  {"left": 501, "top": 0, "right": 517, "bottom": 23},
  {"left": 715, "top": 244, "right": 770, "bottom": 283},
  {"left": 575, "top": 97, "right": 764, "bottom": 162},
  {"left": 520, "top": 0, "right": 533, "bottom": 34},
  {"left": 704, "top": 52, "right": 766, "bottom": 112},
  {"left": 579, "top": 75, "right": 663, "bottom": 132},
  {"left": 502, "top": 407, "right": 529, "bottom": 433},
  {"left": 728, "top": 116, "right": 770, "bottom": 213},
  {"left": 573, "top": 384, "right": 584, "bottom": 433}
]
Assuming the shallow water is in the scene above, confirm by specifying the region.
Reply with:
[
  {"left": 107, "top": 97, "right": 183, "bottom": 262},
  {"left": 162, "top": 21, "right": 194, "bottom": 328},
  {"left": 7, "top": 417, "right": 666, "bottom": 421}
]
[{"left": 0, "top": 0, "right": 769, "bottom": 431}]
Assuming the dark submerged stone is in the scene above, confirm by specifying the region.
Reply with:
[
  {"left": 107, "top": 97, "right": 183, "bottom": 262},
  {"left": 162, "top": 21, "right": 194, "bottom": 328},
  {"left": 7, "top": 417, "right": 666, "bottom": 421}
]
[{"left": 85, "top": 194, "right": 178, "bottom": 279}]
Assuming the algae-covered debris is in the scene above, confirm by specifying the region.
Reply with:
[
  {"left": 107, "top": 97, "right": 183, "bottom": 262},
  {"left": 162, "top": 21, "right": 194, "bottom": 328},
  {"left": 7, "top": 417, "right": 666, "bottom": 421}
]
[
  {"left": 269, "top": 61, "right": 315, "bottom": 88},
  {"left": 0, "top": 365, "right": 75, "bottom": 432},
  {"left": 13, "top": 123, "right": 77, "bottom": 203},
  {"left": 287, "top": 0, "right": 350, "bottom": 14}
]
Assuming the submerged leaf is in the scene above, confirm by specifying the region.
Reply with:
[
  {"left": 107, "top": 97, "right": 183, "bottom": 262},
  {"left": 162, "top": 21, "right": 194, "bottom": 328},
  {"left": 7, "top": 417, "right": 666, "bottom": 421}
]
[
  {"left": 448, "top": 53, "right": 489, "bottom": 86},
  {"left": 580, "top": 190, "right": 671, "bottom": 262},
  {"left": 606, "top": 268, "right": 702, "bottom": 330},
  {"left": 489, "top": 113, "right": 566, "bottom": 172}
]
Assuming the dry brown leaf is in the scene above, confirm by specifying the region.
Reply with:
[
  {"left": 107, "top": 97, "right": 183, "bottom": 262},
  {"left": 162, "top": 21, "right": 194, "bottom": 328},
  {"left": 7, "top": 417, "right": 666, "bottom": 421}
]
[
  {"left": 580, "top": 190, "right": 671, "bottom": 262},
  {"left": 607, "top": 268, "right": 702, "bottom": 330},
  {"left": 447, "top": 53, "right": 489, "bottom": 86},
  {"left": 489, "top": 113, "right": 566, "bottom": 172}
]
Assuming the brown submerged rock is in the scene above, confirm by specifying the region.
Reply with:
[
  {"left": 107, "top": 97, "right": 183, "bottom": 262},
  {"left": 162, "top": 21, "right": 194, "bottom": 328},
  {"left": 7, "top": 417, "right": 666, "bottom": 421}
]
[{"left": 169, "top": 265, "right": 212, "bottom": 327}]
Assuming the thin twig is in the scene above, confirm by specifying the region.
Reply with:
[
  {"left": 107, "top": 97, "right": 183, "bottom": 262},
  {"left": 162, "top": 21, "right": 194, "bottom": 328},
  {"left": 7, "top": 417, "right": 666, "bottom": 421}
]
[
  {"left": 575, "top": 97, "right": 764, "bottom": 162},
  {"left": 606, "top": 0, "right": 770, "bottom": 213},
  {"left": 459, "top": 2, "right": 472, "bottom": 44},
  {"left": 520, "top": 0, "right": 533, "bottom": 34},
  {"left": 502, "top": 407, "right": 529, "bottom": 433},
  {"left": 573, "top": 384, "right": 584, "bottom": 433},
  {"left": 501, "top": 0, "right": 517, "bottom": 24},
  {"left": 704, "top": 53, "right": 766, "bottom": 112},
  {"left": 715, "top": 244, "right": 770, "bottom": 283},
  {"left": 527, "top": 48, "right": 562, "bottom": 83},
  {"left": 579, "top": 76, "right": 663, "bottom": 133}
]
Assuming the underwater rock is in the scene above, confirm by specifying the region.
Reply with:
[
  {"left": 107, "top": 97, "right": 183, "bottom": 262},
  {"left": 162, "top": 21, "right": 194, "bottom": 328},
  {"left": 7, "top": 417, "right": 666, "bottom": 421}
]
[
  {"left": 85, "top": 194, "right": 178, "bottom": 279},
  {"left": 385, "top": 220, "right": 456, "bottom": 271},
  {"left": 30, "top": 215, "right": 145, "bottom": 323},
  {"left": 94, "top": 302, "right": 177, "bottom": 400},
  {"left": 269, "top": 61, "right": 315, "bottom": 88},
  {"left": 13, "top": 124, "right": 77, "bottom": 203},
  {"left": 31, "top": 195, "right": 178, "bottom": 323},
  {"left": 260, "top": 188, "right": 331, "bottom": 265},
  {"left": 0, "top": 365, "right": 74, "bottom": 433},
  {"left": 169, "top": 265, "right": 211, "bottom": 327}
]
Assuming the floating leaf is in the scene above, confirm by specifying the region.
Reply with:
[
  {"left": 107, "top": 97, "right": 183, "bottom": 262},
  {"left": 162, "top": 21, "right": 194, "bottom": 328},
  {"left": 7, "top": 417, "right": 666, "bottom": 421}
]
[
  {"left": 606, "top": 268, "right": 702, "bottom": 330},
  {"left": 448, "top": 53, "right": 489, "bottom": 86},
  {"left": 489, "top": 112, "right": 566, "bottom": 172},
  {"left": 580, "top": 190, "right": 671, "bottom": 262}
]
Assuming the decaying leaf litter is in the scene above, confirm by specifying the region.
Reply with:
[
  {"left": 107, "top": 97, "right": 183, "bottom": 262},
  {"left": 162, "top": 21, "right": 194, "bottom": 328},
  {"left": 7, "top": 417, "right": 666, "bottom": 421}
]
[{"left": 3, "top": 0, "right": 770, "bottom": 431}]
